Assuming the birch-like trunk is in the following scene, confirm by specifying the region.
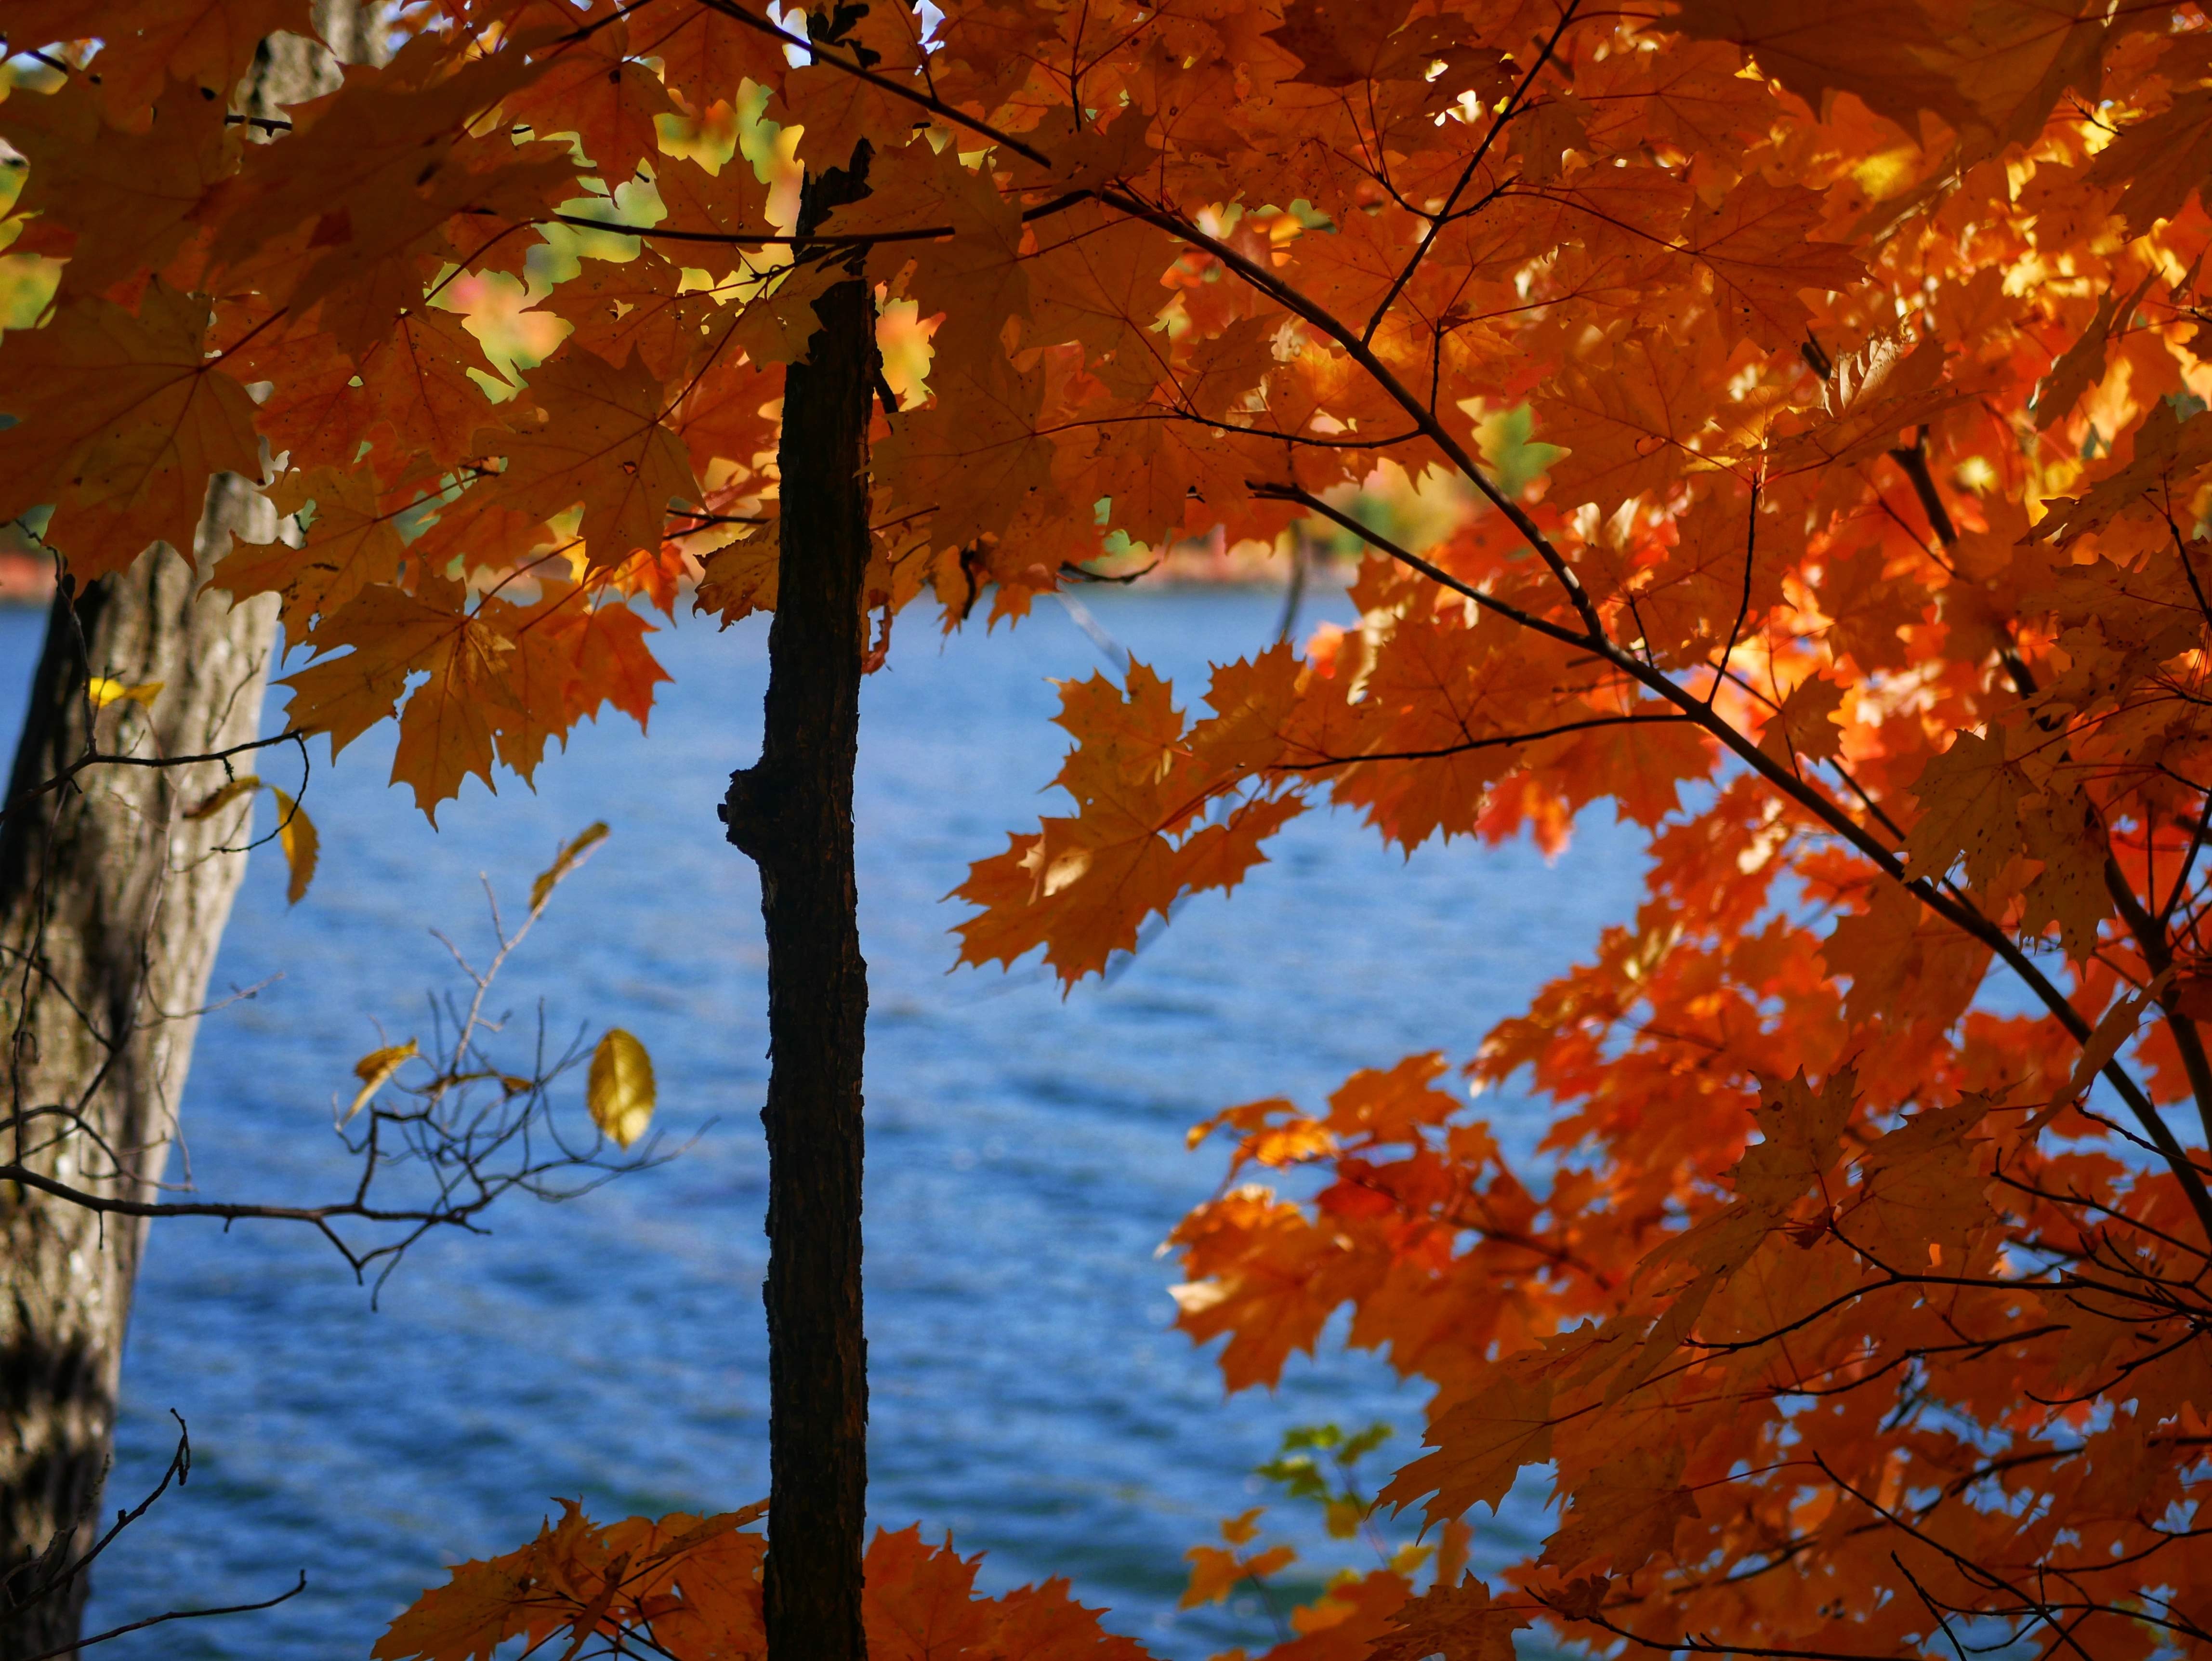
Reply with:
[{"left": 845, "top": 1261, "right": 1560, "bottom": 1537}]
[{"left": 0, "top": 11, "right": 381, "bottom": 1652}]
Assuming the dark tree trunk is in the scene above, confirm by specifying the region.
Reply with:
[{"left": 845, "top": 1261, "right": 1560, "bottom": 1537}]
[
  {"left": 719, "top": 143, "right": 878, "bottom": 1661},
  {"left": 0, "top": 490, "right": 281, "bottom": 1660},
  {"left": 0, "top": 13, "right": 382, "bottom": 1655}
]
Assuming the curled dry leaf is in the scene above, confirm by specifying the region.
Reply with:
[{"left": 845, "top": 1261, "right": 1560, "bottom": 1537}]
[
  {"left": 587, "top": 1028, "right": 655, "bottom": 1149},
  {"left": 267, "top": 785, "right": 318, "bottom": 905},
  {"left": 349, "top": 1038, "right": 421, "bottom": 1123},
  {"left": 182, "top": 776, "right": 317, "bottom": 902},
  {"left": 184, "top": 774, "right": 262, "bottom": 821},
  {"left": 529, "top": 821, "right": 610, "bottom": 914}
]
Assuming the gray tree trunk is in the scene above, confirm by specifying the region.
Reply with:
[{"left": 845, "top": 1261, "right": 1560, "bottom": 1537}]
[
  {"left": 0, "top": 493, "right": 281, "bottom": 1659},
  {"left": 0, "top": 10, "right": 382, "bottom": 1653}
]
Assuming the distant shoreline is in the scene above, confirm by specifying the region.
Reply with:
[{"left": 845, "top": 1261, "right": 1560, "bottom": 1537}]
[{"left": 0, "top": 552, "right": 50, "bottom": 609}]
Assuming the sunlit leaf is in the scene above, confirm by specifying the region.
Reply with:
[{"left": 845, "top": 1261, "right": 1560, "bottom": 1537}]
[
  {"left": 267, "top": 785, "right": 318, "bottom": 906},
  {"left": 85, "top": 676, "right": 162, "bottom": 709},
  {"left": 587, "top": 1028, "right": 655, "bottom": 1149},
  {"left": 348, "top": 1038, "right": 420, "bottom": 1123},
  {"left": 529, "top": 821, "right": 609, "bottom": 915}
]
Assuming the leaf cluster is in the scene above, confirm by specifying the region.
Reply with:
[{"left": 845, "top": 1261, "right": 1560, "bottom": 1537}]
[{"left": 375, "top": 1503, "right": 1149, "bottom": 1661}]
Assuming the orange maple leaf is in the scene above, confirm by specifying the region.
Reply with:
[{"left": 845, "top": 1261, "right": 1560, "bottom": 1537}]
[{"left": 0, "top": 282, "right": 262, "bottom": 580}]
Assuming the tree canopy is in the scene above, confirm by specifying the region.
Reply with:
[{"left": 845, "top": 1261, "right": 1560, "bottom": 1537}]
[{"left": 9, "top": 0, "right": 2212, "bottom": 1656}]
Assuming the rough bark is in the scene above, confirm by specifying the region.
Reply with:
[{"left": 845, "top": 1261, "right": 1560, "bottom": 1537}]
[
  {"left": 0, "top": 13, "right": 380, "bottom": 1654},
  {"left": 0, "top": 491, "right": 281, "bottom": 1659},
  {"left": 719, "top": 146, "right": 877, "bottom": 1661}
]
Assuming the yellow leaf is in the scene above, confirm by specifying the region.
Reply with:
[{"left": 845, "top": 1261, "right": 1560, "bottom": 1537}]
[
  {"left": 184, "top": 774, "right": 262, "bottom": 820},
  {"left": 349, "top": 1038, "right": 421, "bottom": 1122},
  {"left": 588, "top": 1028, "right": 655, "bottom": 1148},
  {"left": 530, "top": 821, "right": 610, "bottom": 914},
  {"left": 86, "top": 675, "right": 163, "bottom": 709},
  {"left": 1389, "top": 1542, "right": 1435, "bottom": 1577},
  {"left": 268, "top": 786, "right": 319, "bottom": 905},
  {"left": 1180, "top": 1540, "right": 1294, "bottom": 1609},
  {"left": 1324, "top": 1499, "right": 1365, "bottom": 1539}
]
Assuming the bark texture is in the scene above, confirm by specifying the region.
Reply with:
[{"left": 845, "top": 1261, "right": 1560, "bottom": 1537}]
[
  {"left": 0, "top": 14, "right": 379, "bottom": 1653},
  {"left": 0, "top": 490, "right": 281, "bottom": 1658},
  {"left": 719, "top": 147, "right": 877, "bottom": 1661}
]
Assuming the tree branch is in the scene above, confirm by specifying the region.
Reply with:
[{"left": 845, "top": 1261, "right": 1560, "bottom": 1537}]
[{"left": 1257, "top": 479, "right": 2212, "bottom": 1242}]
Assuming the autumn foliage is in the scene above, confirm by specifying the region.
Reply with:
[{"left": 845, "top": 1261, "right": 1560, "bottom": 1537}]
[
  {"left": 373, "top": 1504, "right": 1148, "bottom": 1661},
  {"left": 11, "top": 0, "right": 2212, "bottom": 1655}
]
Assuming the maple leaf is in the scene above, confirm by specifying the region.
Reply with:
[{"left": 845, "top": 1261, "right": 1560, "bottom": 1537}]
[
  {"left": 385, "top": 607, "right": 518, "bottom": 818},
  {"left": 2035, "top": 268, "right": 2159, "bottom": 432},
  {"left": 879, "top": 348, "right": 1061, "bottom": 559},
  {"left": 1265, "top": 0, "right": 1419, "bottom": 87},
  {"left": 1684, "top": 178, "right": 1863, "bottom": 349},
  {"left": 1322, "top": 1055, "right": 1459, "bottom": 1142},
  {"left": 781, "top": 51, "right": 928, "bottom": 173},
  {"left": 1904, "top": 727, "right": 2026, "bottom": 893},
  {"left": 568, "top": 597, "right": 671, "bottom": 727},
  {"left": 625, "top": 0, "right": 792, "bottom": 110},
  {"left": 1731, "top": 1068, "right": 1855, "bottom": 1214},
  {"left": 356, "top": 308, "right": 510, "bottom": 475},
  {"left": 1844, "top": 1098, "right": 1998, "bottom": 1274},
  {"left": 640, "top": 158, "right": 773, "bottom": 287},
  {"left": 1944, "top": 0, "right": 2118, "bottom": 155},
  {"left": 493, "top": 346, "right": 701, "bottom": 565},
  {"left": 0, "top": 78, "right": 234, "bottom": 297},
  {"left": 862, "top": 1527, "right": 994, "bottom": 1661},
  {"left": 1757, "top": 670, "right": 1847, "bottom": 766},
  {"left": 1367, "top": 1576, "right": 1531, "bottom": 1661},
  {"left": 826, "top": 140, "right": 1029, "bottom": 366},
  {"left": 3, "top": 0, "right": 310, "bottom": 125},
  {"left": 1182, "top": 314, "right": 1281, "bottom": 422},
  {"left": 1181, "top": 1541, "right": 1296, "bottom": 1608},
  {"left": 210, "top": 53, "right": 571, "bottom": 346},
  {"left": 2018, "top": 791, "right": 2108, "bottom": 962},
  {"left": 695, "top": 532, "right": 780, "bottom": 623},
  {"left": 988, "top": 1579, "right": 1152, "bottom": 1661},
  {"left": 953, "top": 662, "right": 1308, "bottom": 982},
  {"left": 724, "top": 259, "right": 845, "bottom": 369},
  {"left": 1379, "top": 1370, "right": 1555, "bottom": 1521},
  {"left": 1535, "top": 332, "right": 1722, "bottom": 512},
  {"left": 1539, "top": 1447, "right": 1701, "bottom": 1578},
  {"left": 2033, "top": 398, "right": 2212, "bottom": 545},
  {"left": 0, "top": 281, "right": 262, "bottom": 580},
  {"left": 375, "top": 1500, "right": 606, "bottom": 1661},
  {"left": 2089, "top": 90, "right": 2212, "bottom": 234},
  {"left": 501, "top": 13, "right": 674, "bottom": 186},
  {"left": 1671, "top": 0, "right": 1962, "bottom": 133},
  {"left": 1025, "top": 202, "right": 1178, "bottom": 396},
  {"left": 372, "top": 1554, "right": 539, "bottom": 1661},
  {"left": 279, "top": 579, "right": 535, "bottom": 817},
  {"left": 1820, "top": 878, "right": 1991, "bottom": 1030},
  {"left": 1168, "top": 1188, "right": 1355, "bottom": 1391},
  {"left": 638, "top": 1528, "right": 768, "bottom": 1658},
  {"left": 211, "top": 466, "right": 405, "bottom": 632}
]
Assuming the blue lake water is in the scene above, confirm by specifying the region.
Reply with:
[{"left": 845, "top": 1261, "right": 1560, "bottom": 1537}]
[{"left": 1, "top": 586, "right": 1646, "bottom": 1657}]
